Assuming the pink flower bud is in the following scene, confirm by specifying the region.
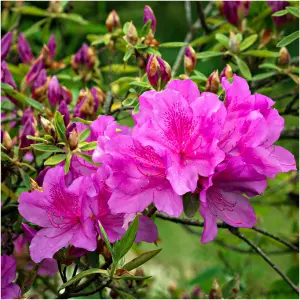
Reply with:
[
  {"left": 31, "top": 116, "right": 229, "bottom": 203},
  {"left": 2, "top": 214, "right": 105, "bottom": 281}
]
[
  {"left": 184, "top": 45, "right": 197, "bottom": 75},
  {"left": 58, "top": 100, "right": 70, "bottom": 126},
  {"left": 1, "top": 61, "right": 17, "bottom": 90},
  {"left": 47, "top": 34, "right": 57, "bottom": 60},
  {"left": 72, "top": 44, "right": 96, "bottom": 75},
  {"left": 2, "top": 131, "right": 13, "bottom": 151},
  {"left": 205, "top": 70, "right": 220, "bottom": 94},
  {"left": 105, "top": 10, "right": 121, "bottom": 32},
  {"left": 21, "top": 108, "right": 35, "bottom": 126},
  {"left": 220, "top": 64, "right": 233, "bottom": 81},
  {"left": 26, "top": 58, "right": 44, "bottom": 84},
  {"left": 73, "top": 89, "right": 98, "bottom": 119},
  {"left": 48, "top": 76, "right": 61, "bottom": 106},
  {"left": 66, "top": 123, "right": 79, "bottom": 150},
  {"left": 31, "top": 68, "right": 48, "bottom": 101},
  {"left": 278, "top": 47, "right": 290, "bottom": 66},
  {"left": 60, "top": 86, "right": 73, "bottom": 105},
  {"left": 144, "top": 5, "right": 156, "bottom": 33},
  {"left": 1, "top": 32, "right": 12, "bottom": 60},
  {"left": 146, "top": 54, "right": 160, "bottom": 89},
  {"left": 157, "top": 56, "right": 171, "bottom": 89},
  {"left": 18, "top": 33, "right": 34, "bottom": 64},
  {"left": 19, "top": 119, "right": 36, "bottom": 148}
]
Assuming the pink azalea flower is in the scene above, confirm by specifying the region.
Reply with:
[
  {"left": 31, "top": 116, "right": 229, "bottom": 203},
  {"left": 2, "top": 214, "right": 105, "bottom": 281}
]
[
  {"left": 220, "top": 75, "right": 296, "bottom": 178},
  {"left": 1, "top": 255, "right": 21, "bottom": 299},
  {"left": 133, "top": 79, "right": 226, "bottom": 195},
  {"left": 199, "top": 156, "right": 267, "bottom": 243},
  {"left": 18, "top": 166, "right": 97, "bottom": 263}
]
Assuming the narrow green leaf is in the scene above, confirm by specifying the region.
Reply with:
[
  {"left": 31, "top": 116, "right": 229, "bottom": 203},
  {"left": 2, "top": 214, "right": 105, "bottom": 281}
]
[
  {"left": 272, "top": 9, "right": 288, "bottom": 17},
  {"left": 79, "top": 141, "right": 98, "bottom": 151},
  {"left": 98, "top": 221, "right": 114, "bottom": 259},
  {"left": 53, "top": 111, "right": 67, "bottom": 142},
  {"left": 123, "top": 22, "right": 131, "bottom": 35},
  {"left": 285, "top": 6, "right": 299, "bottom": 18},
  {"left": 54, "top": 13, "right": 88, "bottom": 25},
  {"left": 240, "top": 34, "right": 258, "bottom": 51},
  {"left": 183, "top": 193, "right": 200, "bottom": 218},
  {"left": 1, "top": 82, "right": 14, "bottom": 91},
  {"left": 140, "top": 19, "right": 152, "bottom": 37},
  {"left": 236, "top": 33, "right": 243, "bottom": 43},
  {"left": 123, "top": 249, "right": 162, "bottom": 271},
  {"left": 242, "top": 50, "right": 280, "bottom": 58},
  {"left": 20, "top": 162, "right": 36, "bottom": 172},
  {"left": 114, "top": 275, "right": 152, "bottom": 281},
  {"left": 132, "top": 103, "right": 140, "bottom": 115},
  {"left": 64, "top": 152, "right": 72, "bottom": 174},
  {"left": 215, "top": 33, "right": 229, "bottom": 48},
  {"left": 277, "top": 31, "right": 299, "bottom": 47},
  {"left": 235, "top": 56, "right": 252, "bottom": 80},
  {"left": 159, "top": 42, "right": 187, "bottom": 48},
  {"left": 72, "top": 117, "right": 92, "bottom": 125},
  {"left": 123, "top": 48, "right": 134, "bottom": 62},
  {"left": 76, "top": 153, "right": 100, "bottom": 165},
  {"left": 26, "top": 136, "right": 47, "bottom": 142},
  {"left": 79, "top": 128, "right": 91, "bottom": 143},
  {"left": 251, "top": 72, "right": 277, "bottom": 81},
  {"left": 44, "top": 154, "right": 66, "bottom": 166},
  {"left": 101, "top": 64, "right": 139, "bottom": 74},
  {"left": 130, "top": 81, "right": 151, "bottom": 89},
  {"left": 111, "top": 288, "right": 136, "bottom": 299},
  {"left": 259, "top": 63, "right": 282, "bottom": 71},
  {"left": 196, "top": 51, "right": 223, "bottom": 59},
  {"left": 144, "top": 47, "right": 161, "bottom": 56},
  {"left": 114, "top": 217, "right": 139, "bottom": 261},
  {"left": 192, "top": 70, "right": 207, "bottom": 81},
  {"left": 19, "top": 169, "right": 31, "bottom": 190},
  {"left": 31, "top": 144, "right": 65, "bottom": 153},
  {"left": 12, "top": 6, "right": 49, "bottom": 17},
  {"left": 58, "top": 269, "right": 108, "bottom": 291}
]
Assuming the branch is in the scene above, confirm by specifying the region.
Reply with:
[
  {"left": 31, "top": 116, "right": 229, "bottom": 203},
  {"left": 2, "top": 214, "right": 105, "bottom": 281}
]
[
  {"left": 228, "top": 227, "right": 299, "bottom": 295},
  {"left": 196, "top": 1, "right": 211, "bottom": 34},
  {"left": 68, "top": 279, "right": 111, "bottom": 298},
  {"left": 185, "top": 1, "right": 192, "bottom": 29},
  {"left": 109, "top": 106, "right": 134, "bottom": 115}
]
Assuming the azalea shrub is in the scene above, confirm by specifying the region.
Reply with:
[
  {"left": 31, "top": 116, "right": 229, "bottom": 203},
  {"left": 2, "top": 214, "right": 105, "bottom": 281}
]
[{"left": 1, "top": 1, "right": 299, "bottom": 299}]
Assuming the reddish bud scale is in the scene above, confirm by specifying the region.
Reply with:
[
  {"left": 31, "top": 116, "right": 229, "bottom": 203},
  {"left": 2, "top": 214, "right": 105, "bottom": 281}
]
[
  {"left": 206, "top": 70, "right": 220, "bottom": 94},
  {"left": 106, "top": 10, "right": 121, "bottom": 33},
  {"left": 184, "top": 45, "right": 197, "bottom": 75}
]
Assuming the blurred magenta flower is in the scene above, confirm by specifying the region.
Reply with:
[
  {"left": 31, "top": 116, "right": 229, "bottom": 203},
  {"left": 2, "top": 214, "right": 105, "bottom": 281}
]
[
  {"left": 1, "top": 61, "right": 18, "bottom": 104},
  {"left": 48, "top": 76, "right": 61, "bottom": 106},
  {"left": 222, "top": 1, "right": 251, "bottom": 26},
  {"left": 1, "top": 32, "right": 12, "bottom": 60},
  {"left": 144, "top": 5, "right": 157, "bottom": 33},
  {"left": 31, "top": 68, "right": 48, "bottom": 101},
  {"left": 47, "top": 34, "right": 57, "bottom": 60},
  {"left": 268, "top": 1, "right": 290, "bottom": 25},
  {"left": 18, "top": 33, "right": 34, "bottom": 64},
  {"left": 26, "top": 58, "right": 44, "bottom": 84},
  {"left": 58, "top": 100, "right": 70, "bottom": 126},
  {"left": 1, "top": 255, "right": 21, "bottom": 299}
]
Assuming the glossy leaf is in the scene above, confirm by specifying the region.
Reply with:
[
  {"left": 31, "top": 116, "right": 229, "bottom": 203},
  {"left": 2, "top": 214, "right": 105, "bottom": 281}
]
[
  {"left": 285, "top": 6, "right": 299, "bottom": 18},
  {"left": 277, "top": 31, "right": 299, "bottom": 47},
  {"left": 12, "top": 6, "right": 49, "bottom": 17},
  {"left": 124, "top": 48, "right": 134, "bottom": 62},
  {"left": 215, "top": 33, "right": 229, "bottom": 48},
  {"left": 235, "top": 56, "right": 252, "bottom": 80},
  {"left": 240, "top": 34, "right": 258, "bottom": 51},
  {"left": 101, "top": 64, "right": 139, "bottom": 74},
  {"left": 272, "top": 9, "right": 288, "bottom": 17},
  {"left": 251, "top": 72, "right": 277, "bottom": 81},
  {"left": 159, "top": 42, "right": 187, "bottom": 48},
  {"left": 258, "top": 63, "right": 282, "bottom": 71},
  {"left": 140, "top": 19, "right": 152, "bottom": 37},
  {"left": 123, "top": 249, "right": 162, "bottom": 271},
  {"left": 242, "top": 50, "right": 280, "bottom": 58},
  {"left": 196, "top": 51, "right": 223, "bottom": 59},
  {"left": 79, "top": 128, "right": 91, "bottom": 143},
  {"left": 79, "top": 141, "right": 98, "bottom": 151},
  {"left": 53, "top": 111, "right": 67, "bottom": 143},
  {"left": 64, "top": 152, "right": 72, "bottom": 174},
  {"left": 98, "top": 221, "right": 114, "bottom": 259},
  {"left": 31, "top": 144, "right": 65, "bottom": 153},
  {"left": 44, "top": 154, "right": 67, "bottom": 166}
]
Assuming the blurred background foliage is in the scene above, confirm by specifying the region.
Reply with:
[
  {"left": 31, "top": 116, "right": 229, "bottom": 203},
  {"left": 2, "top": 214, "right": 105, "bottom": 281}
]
[{"left": 1, "top": 1, "right": 299, "bottom": 299}]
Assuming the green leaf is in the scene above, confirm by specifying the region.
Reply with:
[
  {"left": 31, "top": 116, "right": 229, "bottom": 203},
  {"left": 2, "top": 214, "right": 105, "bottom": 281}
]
[
  {"left": 140, "top": 19, "right": 152, "bottom": 37},
  {"left": 98, "top": 221, "right": 114, "bottom": 258},
  {"left": 12, "top": 6, "right": 49, "bottom": 17},
  {"left": 44, "top": 154, "right": 66, "bottom": 166},
  {"left": 123, "top": 249, "right": 162, "bottom": 271},
  {"left": 123, "top": 48, "right": 134, "bottom": 62},
  {"left": 26, "top": 136, "right": 47, "bottom": 142},
  {"left": 114, "top": 275, "right": 152, "bottom": 281},
  {"left": 19, "top": 169, "right": 31, "bottom": 190},
  {"left": 123, "top": 22, "right": 131, "bottom": 34},
  {"left": 101, "top": 64, "right": 139, "bottom": 74},
  {"left": 251, "top": 72, "right": 277, "bottom": 81},
  {"left": 277, "top": 31, "right": 299, "bottom": 47},
  {"left": 183, "top": 193, "right": 200, "bottom": 218},
  {"left": 196, "top": 51, "right": 223, "bottom": 59},
  {"left": 132, "top": 103, "right": 140, "bottom": 115},
  {"left": 20, "top": 162, "right": 36, "bottom": 172},
  {"left": 31, "top": 144, "right": 65, "bottom": 153},
  {"left": 242, "top": 50, "right": 280, "bottom": 58},
  {"left": 23, "top": 18, "right": 49, "bottom": 37},
  {"left": 193, "top": 70, "right": 207, "bottom": 81},
  {"left": 79, "top": 128, "right": 91, "bottom": 143},
  {"left": 235, "top": 56, "right": 252, "bottom": 80},
  {"left": 144, "top": 47, "right": 161, "bottom": 56},
  {"left": 76, "top": 153, "right": 100, "bottom": 165},
  {"left": 54, "top": 13, "right": 88, "bottom": 25},
  {"left": 272, "top": 9, "right": 288, "bottom": 17},
  {"left": 64, "top": 152, "right": 72, "bottom": 174},
  {"left": 58, "top": 268, "right": 108, "bottom": 291},
  {"left": 285, "top": 6, "right": 299, "bottom": 18},
  {"left": 259, "top": 63, "right": 282, "bottom": 71},
  {"left": 79, "top": 141, "right": 98, "bottom": 151},
  {"left": 236, "top": 33, "right": 243, "bottom": 43},
  {"left": 215, "top": 33, "right": 229, "bottom": 48},
  {"left": 222, "top": 278, "right": 239, "bottom": 299},
  {"left": 72, "top": 117, "right": 92, "bottom": 125},
  {"left": 159, "top": 42, "right": 187, "bottom": 48},
  {"left": 240, "top": 34, "right": 258, "bottom": 51},
  {"left": 122, "top": 97, "right": 137, "bottom": 106},
  {"left": 114, "top": 216, "right": 139, "bottom": 261},
  {"left": 111, "top": 288, "right": 136, "bottom": 299},
  {"left": 53, "top": 111, "right": 67, "bottom": 143},
  {"left": 1, "top": 82, "right": 14, "bottom": 91}
]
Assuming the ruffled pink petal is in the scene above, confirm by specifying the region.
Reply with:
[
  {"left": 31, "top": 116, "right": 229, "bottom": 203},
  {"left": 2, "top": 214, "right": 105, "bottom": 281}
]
[
  {"left": 199, "top": 202, "right": 218, "bottom": 244},
  {"left": 167, "top": 79, "right": 200, "bottom": 105}
]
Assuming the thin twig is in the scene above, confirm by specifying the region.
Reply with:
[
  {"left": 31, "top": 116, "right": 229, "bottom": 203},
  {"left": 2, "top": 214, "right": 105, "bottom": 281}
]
[
  {"left": 109, "top": 106, "right": 134, "bottom": 115},
  {"left": 185, "top": 1, "right": 192, "bottom": 29},
  {"left": 57, "top": 261, "right": 66, "bottom": 283},
  {"left": 228, "top": 227, "right": 299, "bottom": 295},
  {"left": 196, "top": 1, "right": 211, "bottom": 34}
]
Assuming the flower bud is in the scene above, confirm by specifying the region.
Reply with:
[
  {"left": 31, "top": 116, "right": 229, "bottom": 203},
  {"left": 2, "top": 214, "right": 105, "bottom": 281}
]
[
  {"left": 259, "top": 29, "right": 272, "bottom": 48},
  {"left": 48, "top": 76, "right": 61, "bottom": 106},
  {"left": 58, "top": 101, "right": 70, "bottom": 126},
  {"left": 91, "top": 87, "right": 105, "bottom": 109},
  {"left": 223, "top": 1, "right": 250, "bottom": 26},
  {"left": 2, "top": 131, "right": 13, "bottom": 151},
  {"left": 71, "top": 44, "right": 96, "bottom": 77},
  {"left": 31, "top": 68, "right": 48, "bottom": 101},
  {"left": 146, "top": 54, "right": 160, "bottom": 89},
  {"left": 96, "top": 240, "right": 112, "bottom": 261},
  {"left": 26, "top": 58, "right": 44, "bottom": 84},
  {"left": 209, "top": 279, "right": 222, "bottom": 299},
  {"left": 220, "top": 64, "right": 233, "bottom": 81},
  {"left": 205, "top": 70, "right": 220, "bottom": 94},
  {"left": 19, "top": 119, "right": 36, "bottom": 148},
  {"left": 21, "top": 108, "right": 36, "bottom": 126},
  {"left": 268, "top": 1, "right": 290, "bottom": 26},
  {"left": 48, "top": 0, "right": 63, "bottom": 13},
  {"left": 125, "top": 21, "right": 138, "bottom": 45},
  {"left": 40, "top": 116, "right": 56, "bottom": 137},
  {"left": 47, "top": 34, "right": 57, "bottom": 60},
  {"left": 184, "top": 45, "right": 197, "bottom": 75},
  {"left": 144, "top": 5, "right": 156, "bottom": 34},
  {"left": 1, "top": 61, "right": 17, "bottom": 90},
  {"left": 66, "top": 123, "right": 79, "bottom": 150},
  {"left": 157, "top": 56, "right": 171, "bottom": 89},
  {"left": 105, "top": 10, "right": 121, "bottom": 33},
  {"left": 278, "top": 47, "right": 290, "bottom": 66},
  {"left": 1, "top": 31, "right": 12, "bottom": 60},
  {"left": 229, "top": 31, "right": 240, "bottom": 53},
  {"left": 74, "top": 89, "right": 98, "bottom": 119},
  {"left": 60, "top": 86, "right": 73, "bottom": 104},
  {"left": 191, "top": 285, "right": 203, "bottom": 299},
  {"left": 18, "top": 33, "right": 34, "bottom": 64}
]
